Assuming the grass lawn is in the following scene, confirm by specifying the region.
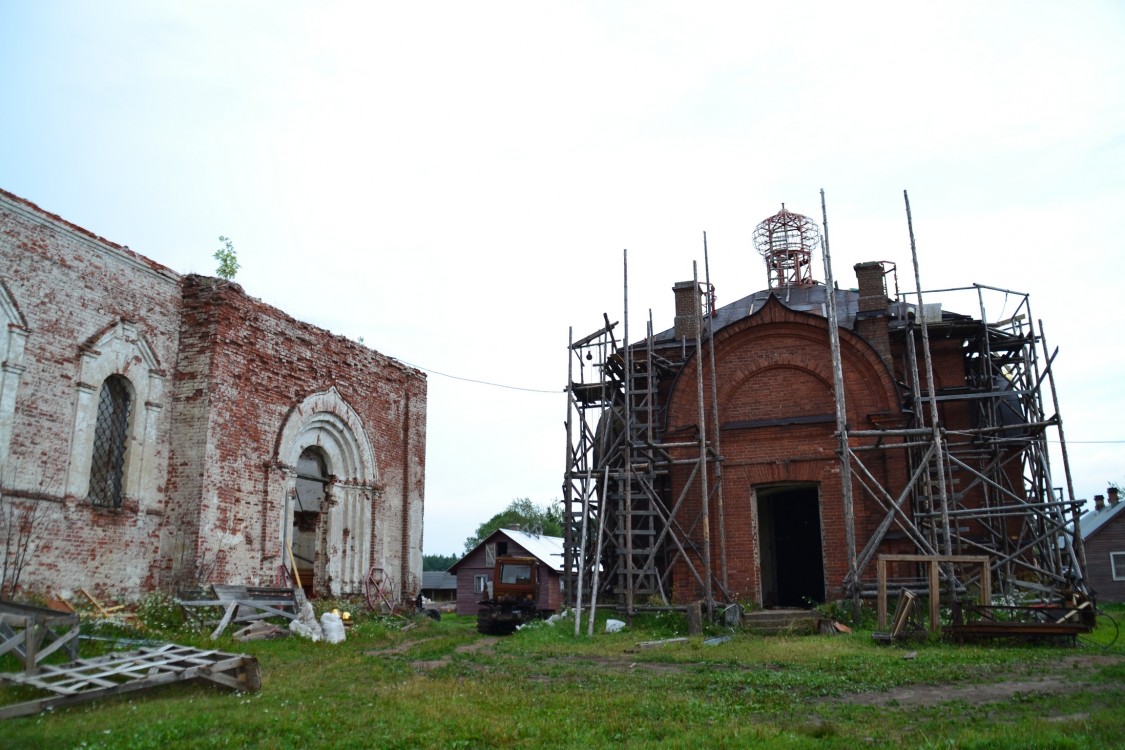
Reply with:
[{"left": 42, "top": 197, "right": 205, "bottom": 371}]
[{"left": 2, "top": 602, "right": 1123, "bottom": 749}]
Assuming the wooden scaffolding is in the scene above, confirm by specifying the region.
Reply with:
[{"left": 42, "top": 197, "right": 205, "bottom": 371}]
[
  {"left": 826, "top": 192, "right": 1087, "bottom": 619},
  {"left": 563, "top": 251, "right": 729, "bottom": 629}
]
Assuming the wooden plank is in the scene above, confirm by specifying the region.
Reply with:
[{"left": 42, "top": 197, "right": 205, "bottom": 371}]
[
  {"left": 877, "top": 554, "right": 991, "bottom": 565},
  {"left": 79, "top": 589, "right": 126, "bottom": 617},
  {"left": 210, "top": 602, "right": 241, "bottom": 639},
  {"left": 890, "top": 590, "right": 916, "bottom": 639},
  {"left": 876, "top": 558, "right": 888, "bottom": 630},
  {"left": 0, "top": 623, "right": 26, "bottom": 659},
  {"left": 928, "top": 558, "right": 940, "bottom": 633},
  {"left": 179, "top": 599, "right": 296, "bottom": 608}
]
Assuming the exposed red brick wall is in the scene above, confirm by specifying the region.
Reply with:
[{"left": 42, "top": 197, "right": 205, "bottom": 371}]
[
  {"left": 170, "top": 276, "right": 427, "bottom": 596},
  {"left": 1, "top": 191, "right": 181, "bottom": 596},
  {"left": 656, "top": 293, "right": 1030, "bottom": 607},
  {"left": 1, "top": 190, "right": 426, "bottom": 601},
  {"left": 663, "top": 296, "right": 914, "bottom": 605}
]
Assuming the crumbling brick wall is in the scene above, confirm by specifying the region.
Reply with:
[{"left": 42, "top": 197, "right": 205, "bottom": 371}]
[
  {"left": 0, "top": 190, "right": 182, "bottom": 596},
  {"left": 1, "top": 189, "right": 426, "bottom": 601},
  {"left": 168, "top": 276, "right": 426, "bottom": 598}
]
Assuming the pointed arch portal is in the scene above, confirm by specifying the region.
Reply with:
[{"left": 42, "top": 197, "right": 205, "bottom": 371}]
[{"left": 276, "top": 388, "right": 378, "bottom": 596}]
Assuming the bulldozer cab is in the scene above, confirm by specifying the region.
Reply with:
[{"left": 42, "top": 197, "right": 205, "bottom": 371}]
[
  {"left": 493, "top": 556, "right": 538, "bottom": 602},
  {"left": 477, "top": 555, "right": 546, "bottom": 635}
]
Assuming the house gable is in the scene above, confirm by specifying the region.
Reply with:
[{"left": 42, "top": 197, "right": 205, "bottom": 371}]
[{"left": 1082, "top": 503, "right": 1125, "bottom": 602}]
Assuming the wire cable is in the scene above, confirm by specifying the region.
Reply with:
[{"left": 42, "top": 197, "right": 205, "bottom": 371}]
[{"left": 398, "top": 360, "right": 562, "bottom": 394}]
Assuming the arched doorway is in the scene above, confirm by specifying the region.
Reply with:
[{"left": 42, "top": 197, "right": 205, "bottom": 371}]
[
  {"left": 756, "top": 483, "right": 825, "bottom": 607},
  {"left": 293, "top": 447, "right": 330, "bottom": 598},
  {"left": 275, "top": 388, "right": 379, "bottom": 597}
]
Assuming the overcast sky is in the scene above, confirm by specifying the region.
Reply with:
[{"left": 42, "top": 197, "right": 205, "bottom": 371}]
[{"left": 3, "top": 1, "right": 1123, "bottom": 556}]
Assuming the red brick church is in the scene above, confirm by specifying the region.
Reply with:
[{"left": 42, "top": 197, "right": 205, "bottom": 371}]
[{"left": 567, "top": 205, "right": 1062, "bottom": 610}]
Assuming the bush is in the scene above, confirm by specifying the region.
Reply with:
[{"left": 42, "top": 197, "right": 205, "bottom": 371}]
[{"left": 134, "top": 592, "right": 184, "bottom": 631}]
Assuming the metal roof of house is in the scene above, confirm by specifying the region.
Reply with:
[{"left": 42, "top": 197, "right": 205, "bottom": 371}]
[
  {"left": 498, "top": 529, "right": 565, "bottom": 572},
  {"left": 422, "top": 571, "right": 457, "bottom": 590},
  {"left": 1081, "top": 501, "right": 1125, "bottom": 540},
  {"left": 449, "top": 528, "right": 565, "bottom": 574}
]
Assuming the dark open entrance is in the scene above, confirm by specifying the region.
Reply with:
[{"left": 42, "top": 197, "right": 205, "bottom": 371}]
[
  {"left": 757, "top": 484, "right": 825, "bottom": 608},
  {"left": 293, "top": 447, "right": 329, "bottom": 599}
]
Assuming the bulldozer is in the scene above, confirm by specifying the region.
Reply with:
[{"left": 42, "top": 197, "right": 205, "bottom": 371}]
[{"left": 476, "top": 555, "right": 551, "bottom": 634}]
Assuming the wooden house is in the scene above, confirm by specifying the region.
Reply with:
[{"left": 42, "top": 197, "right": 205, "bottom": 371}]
[{"left": 448, "top": 529, "right": 564, "bottom": 616}]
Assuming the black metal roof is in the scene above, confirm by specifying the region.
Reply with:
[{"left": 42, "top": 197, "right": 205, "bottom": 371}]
[{"left": 649, "top": 283, "right": 861, "bottom": 347}]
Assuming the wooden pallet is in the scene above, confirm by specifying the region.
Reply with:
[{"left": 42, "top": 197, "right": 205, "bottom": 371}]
[
  {"left": 0, "top": 644, "right": 260, "bottom": 719},
  {"left": 177, "top": 585, "right": 299, "bottom": 639}
]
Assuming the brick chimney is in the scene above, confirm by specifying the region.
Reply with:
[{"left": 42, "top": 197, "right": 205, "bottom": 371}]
[
  {"left": 673, "top": 281, "right": 703, "bottom": 341},
  {"left": 1094, "top": 494, "right": 1106, "bottom": 511},
  {"left": 853, "top": 262, "right": 892, "bottom": 369},
  {"left": 1109, "top": 487, "right": 1120, "bottom": 506}
]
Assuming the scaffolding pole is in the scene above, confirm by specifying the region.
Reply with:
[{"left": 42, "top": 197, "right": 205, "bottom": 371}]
[{"left": 820, "top": 189, "right": 860, "bottom": 623}]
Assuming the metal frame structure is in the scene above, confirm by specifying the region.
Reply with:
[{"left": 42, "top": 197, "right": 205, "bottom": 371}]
[{"left": 753, "top": 204, "right": 820, "bottom": 288}]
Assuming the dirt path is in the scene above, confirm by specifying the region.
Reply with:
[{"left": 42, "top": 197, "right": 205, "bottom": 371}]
[
  {"left": 831, "top": 654, "right": 1121, "bottom": 708},
  {"left": 374, "top": 634, "right": 1121, "bottom": 705},
  {"left": 365, "top": 637, "right": 439, "bottom": 657},
  {"left": 366, "top": 633, "right": 502, "bottom": 670},
  {"left": 409, "top": 636, "right": 500, "bottom": 671}
]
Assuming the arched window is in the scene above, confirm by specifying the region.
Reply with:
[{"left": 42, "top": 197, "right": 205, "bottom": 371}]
[
  {"left": 0, "top": 278, "right": 29, "bottom": 472},
  {"left": 88, "top": 375, "right": 134, "bottom": 508}
]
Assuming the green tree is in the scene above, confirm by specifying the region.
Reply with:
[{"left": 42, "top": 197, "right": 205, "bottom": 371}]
[
  {"left": 463, "top": 498, "right": 563, "bottom": 553},
  {"left": 422, "top": 553, "right": 459, "bottom": 571},
  {"left": 214, "top": 235, "right": 239, "bottom": 280}
]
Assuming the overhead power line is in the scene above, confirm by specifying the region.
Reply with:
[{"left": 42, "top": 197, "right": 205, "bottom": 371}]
[{"left": 399, "top": 360, "right": 561, "bottom": 394}]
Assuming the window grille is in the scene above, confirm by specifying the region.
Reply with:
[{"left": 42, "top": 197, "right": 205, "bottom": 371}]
[{"left": 89, "top": 375, "right": 132, "bottom": 508}]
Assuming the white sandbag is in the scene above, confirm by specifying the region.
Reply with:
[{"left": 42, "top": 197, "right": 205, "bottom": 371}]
[
  {"left": 320, "top": 611, "right": 346, "bottom": 644},
  {"left": 289, "top": 601, "right": 322, "bottom": 641},
  {"left": 605, "top": 618, "right": 626, "bottom": 633}
]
